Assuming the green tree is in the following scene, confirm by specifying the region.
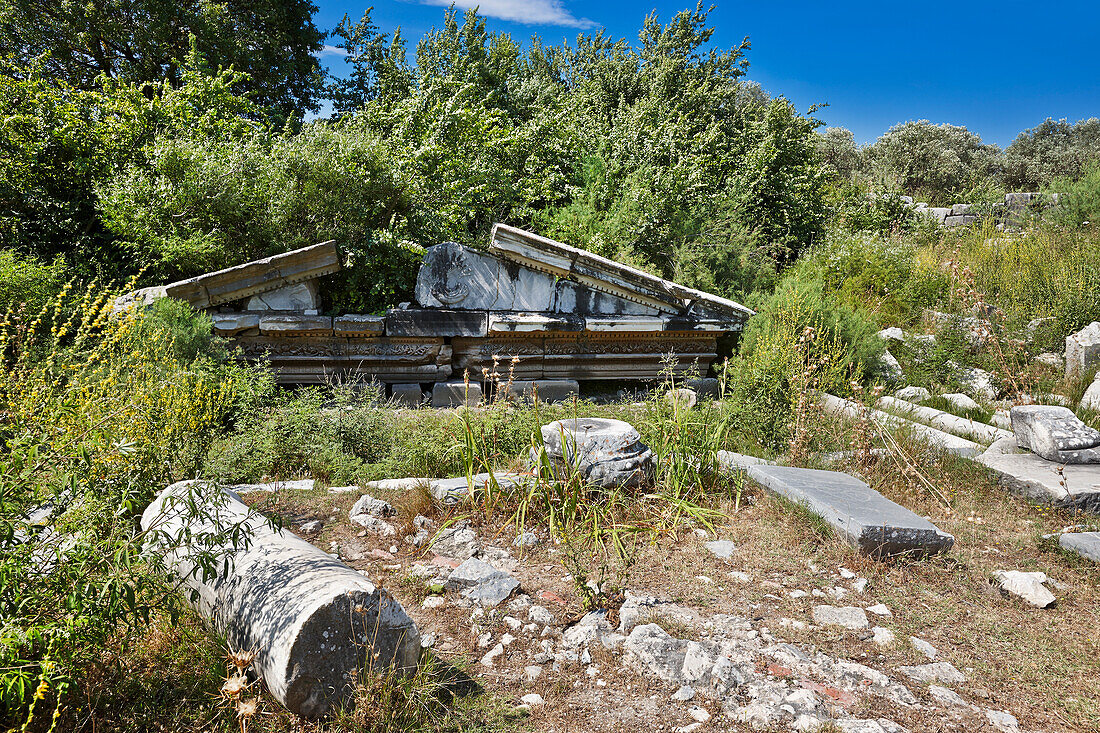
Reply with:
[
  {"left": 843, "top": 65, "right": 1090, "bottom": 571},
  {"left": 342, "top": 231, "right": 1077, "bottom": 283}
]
[
  {"left": 326, "top": 8, "right": 413, "bottom": 117},
  {"left": 865, "top": 120, "right": 1002, "bottom": 203},
  {"left": 815, "top": 126, "right": 863, "bottom": 181},
  {"left": 1003, "top": 117, "right": 1100, "bottom": 189},
  {"left": 0, "top": 0, "right": 324, "bottom": 119}
]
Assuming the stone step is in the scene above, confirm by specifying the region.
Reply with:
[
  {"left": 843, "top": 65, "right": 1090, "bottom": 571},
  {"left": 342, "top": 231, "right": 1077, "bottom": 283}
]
[{"left": 744, "top": 464, "right": 954, "bottom": 558}]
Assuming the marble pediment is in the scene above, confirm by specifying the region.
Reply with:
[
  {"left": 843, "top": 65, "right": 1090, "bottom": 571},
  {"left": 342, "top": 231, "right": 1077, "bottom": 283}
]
[{"left": 414, "top": 241, "right": 663, "bottom": 317}]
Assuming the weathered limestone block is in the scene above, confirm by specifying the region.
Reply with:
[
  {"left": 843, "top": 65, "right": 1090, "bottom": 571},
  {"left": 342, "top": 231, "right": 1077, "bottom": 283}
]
[
  {"left": 1081, "top": 375, "right": 1100, "bottom": 412},
  {"left": 488, "top": 313, "right": 583, "bottom": 334},
  {"left": 247, "top": 281, "right": 320, "bottom": 312},
  {"left": 389, "top": 383, "right": 426, "bottom": 407},
  {"left": 498, "top": 380, "right": 579, "bottom": 403},
  {"left": 1010, "top": 405, "right": 1100, "bottom": 464},
  {"left": 585, "top": 316, "right": 666, "bottom": 332},
  {"left": 685, "top": 377, "right": 720, "bottom": 399},
  {"left": 977, "top": 437, "right": 1100, "bottom": 511},
  {"left": 385, "top": 308, "right": 487, "bottom": 338},
  {"left": 877, "top": 396, "right": 1011, "bottom": 445},
  {"left": 1066, "top": 322, "right": 1100, "bottom": 379},
  {"left": 212, "top": 313, "right": 259, "bottom": 336},
  {"left": 489, "top": 224, "right": 754, "bottom": 323},
  {"left": 258, "top": 315, "right": 333, "bottom": 336},
  {"left": 333, "top": 314, "right": 384, "bottom": 337},
  {"left": 234, "top": 336, "right": 451, "bottom": 385},
  {"left": 540, "top": 417, "right": 653, "bottom": 488},
  {"left": 431, "top": 380, "right": 482, "bottom": 408},
  {"left": 141, "top": 482, "right": 420, "bottom": 719},
  {"left": 820, "top": 394, "right": 984, "bottom": 458},
  {"left": 744, "top": 465, "right": 954, "bottom": 558}
]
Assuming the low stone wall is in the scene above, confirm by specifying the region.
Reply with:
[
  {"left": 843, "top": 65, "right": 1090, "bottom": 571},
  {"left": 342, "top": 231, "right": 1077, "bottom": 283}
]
[{"left": 903, "top": 192, "right": 1062, "bottom": 228}]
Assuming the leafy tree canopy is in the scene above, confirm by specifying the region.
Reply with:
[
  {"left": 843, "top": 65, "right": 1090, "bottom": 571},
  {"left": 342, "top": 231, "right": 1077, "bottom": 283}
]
[{"left": 0, "top": 0, "right": 324, "bottom": 120}]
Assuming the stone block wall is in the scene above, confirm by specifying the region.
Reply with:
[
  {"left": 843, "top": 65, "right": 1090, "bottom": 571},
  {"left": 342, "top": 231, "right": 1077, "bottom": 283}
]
[{"left": 902, "top": 192, "right": 1062, "bottom": 228}]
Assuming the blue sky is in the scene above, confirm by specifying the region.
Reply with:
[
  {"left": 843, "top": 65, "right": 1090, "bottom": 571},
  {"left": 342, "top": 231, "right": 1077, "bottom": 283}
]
[{"left": 312, "top": 1, "right": 1100, "bottom": 147}]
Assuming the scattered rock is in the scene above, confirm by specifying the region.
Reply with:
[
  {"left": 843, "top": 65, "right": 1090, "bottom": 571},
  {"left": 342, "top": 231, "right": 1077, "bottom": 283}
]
[
  {"left": 942, "top": 392, "right": 981, "bottom": 412},
  {"left": 909, "top": 637, "right": 938, "bottom": 660},
  {"left": 877, "top": 327, "right": 905, "bottom": 343},
  {"left": 672, "top": 685, "right": 695, "bottom": 701},
  {"left": 812, "top": 605, "right": 870, "bottom": 630},
  {"left": 1012, "top": 404, "right": 1100, "bottom": 464},
  {"left": 985, "top": 709, "right": 1020, "bottom": 732},
  {"left": 991, "top": 570, "right": 1057, "bottom": 608},
  {"left": 704, "top": 540, "right": 737, "bottom": 560},
  {"left": 1081, "top": 375, "right": 1100, "bottom": 412},
  {"left": 481, "top": 643, "right": 504, "bottom": 667},
  {"left": 866, "top": 604, "right": 892, "bottom": 617},
  {"left": 349, "top": 514, "right": 396, "bottom": 537},
  {"left": 871, "top": 627, "right": 896, "bottom": 646},
  {"left": 430, "top": 526, "right": 480, "bottom": 560},
  {"left": 521, "top": 693, "right": 545, "bottom": 706},
  {"left": 1034, "top": 352, "right": 1064, "bottom": 370},
  {"left": 894, "top": 386, "right": 931, "bottom": 403},
  {"left": 1058, "top": 532, "right": 1100, "bottom": 562},
  {"left": 527, "top": 605, "right": 556, "bottom": 626},
  {"left": 446, "top": 558, "right": 520, "bottom": 607},
  {"left": 665, "top": 387, "right": 698, "bottom": 410},
  {"left": 929, "top": 685, "right": 971, "bottom": 708},
  {"left": 513, "top": 531, "right": 540, "bottom": 547},
  {"left": 898, "top": 661, "right": 966, "bottom": 685},
  {"left": 351, "top": 494, "right": 396, "bottom": 518},
  {"left": 1066, "top": 321, "right": 1100, "bottom": 379}
]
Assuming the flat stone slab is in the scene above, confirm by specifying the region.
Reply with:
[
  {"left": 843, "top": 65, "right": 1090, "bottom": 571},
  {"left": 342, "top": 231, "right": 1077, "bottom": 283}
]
[
  {"left": 745, "top": 465, "right": 954, "bottom": 558},
  {"left": 1011, "top": 405, "right": 1100, "bottom": 463},
  {"left": 1059, "top": 532, "right": 1100, "bottom": 561},
  {"left": 977, "top": 448, "right": 1100, "bottom": 512}
]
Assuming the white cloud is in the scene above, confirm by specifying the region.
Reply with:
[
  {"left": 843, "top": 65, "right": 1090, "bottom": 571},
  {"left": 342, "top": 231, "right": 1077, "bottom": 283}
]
[
  {"left": 421, "top": 0, "right": 597, "bottom": 29},
  {"left": 316, "top": 45, "right": 349, "bottom": 58}
]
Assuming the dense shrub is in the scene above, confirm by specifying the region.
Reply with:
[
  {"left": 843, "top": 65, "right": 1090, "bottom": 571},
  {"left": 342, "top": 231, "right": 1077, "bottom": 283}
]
[
  {"left": 723, "top": 281, "right": 859, "bottom": 451},
  {"left": 1048, "top": 161, "right": 1100, "bottom": 230},
  {"left": 0, "top": 250, "right": 65, "bottom": 314},
  {"left": 1003, "top": 117, "right": 1100, "bottom": 190},
  {"left": 864, "top": 120, "right": 1002, "bottom": 205},
  {"left": 0, "top": 290, "right": 259, "bottom": 727}
]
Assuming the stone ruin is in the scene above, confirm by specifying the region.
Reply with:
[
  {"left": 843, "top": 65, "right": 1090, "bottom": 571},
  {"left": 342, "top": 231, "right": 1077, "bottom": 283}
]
[
  {"left": 904, "top": 191, "right": 1063, "bottom": 228},
  {"left": 117, "top": 224, "right": 753, "bottom": 404}
]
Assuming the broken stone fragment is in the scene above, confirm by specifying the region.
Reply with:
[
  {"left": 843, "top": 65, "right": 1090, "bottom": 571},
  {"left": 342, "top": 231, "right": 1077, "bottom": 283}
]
[
  {"left": 141, "top": 481, "right": 420, "bottom": 719},
  {"left": 1058, "top": 531, "right": 1100, "bottom": 562},
  {"left": 1066, "top": 321, "right": 1100, "bottom": 379},
  {"left": 991, "top": 570, "right": 1057, "bottom": 608},
  {"left": 1010, "top": 405, "right": 1100, "bottom": 464}
]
